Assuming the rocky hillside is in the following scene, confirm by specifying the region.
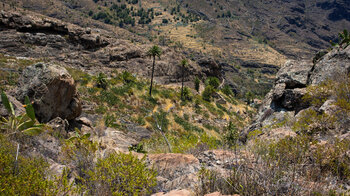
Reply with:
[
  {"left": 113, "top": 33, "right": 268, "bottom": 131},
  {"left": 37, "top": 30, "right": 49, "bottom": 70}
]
[
  {"left": 2, "top": 0, "right": 349, "bottom": 98},
  {"left": 243, "top": 40, "right": 350, "bottom": 142},
  {"left": 0, "top": 10, "right": 198, "bottom": 84},
  {"left": 1, "top": 43, "right": 349, "bottom": 195},
  {"left": 0, "top": 8, "right": 277, "bottom": 97},
  {"left": 5, "top": 0, "right": 349, "bottom": 98},
  {"left": 0, "top": 1, "right": 350, "bottom": 196},
  {"left": 0, "top": 47, "right": 253, "bottom": 195},
  {"left": 3, "top": 0, "right": 350, "bottom": 60},
  {"left": 183, "top": 0, "right": 350, "bottom": 58}
]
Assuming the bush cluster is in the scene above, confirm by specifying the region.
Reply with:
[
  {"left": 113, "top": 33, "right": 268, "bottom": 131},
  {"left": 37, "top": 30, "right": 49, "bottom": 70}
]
[{"left": 62, "top": 130, "right": 157, "bottom": 195}]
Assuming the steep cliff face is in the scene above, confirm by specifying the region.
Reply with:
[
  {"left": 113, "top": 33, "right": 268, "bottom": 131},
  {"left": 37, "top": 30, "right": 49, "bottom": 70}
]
[{"left": 243, "top": 45, "right": 350, "bottom": 141}]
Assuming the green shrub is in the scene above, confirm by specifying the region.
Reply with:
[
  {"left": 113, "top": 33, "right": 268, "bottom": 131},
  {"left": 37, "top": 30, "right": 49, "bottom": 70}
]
[
  {"left": 245, "top": 91, "right": 254, "bottom": 104},
  {"left": 196, "top": 167, "right": 227, "bottom": 195},
  {"left": 205, "top": 77, "right": 220, "bottom": 89},
  {"left": 100, "top": 90, "right": 120, "bottom": 106},
  {"left": 182, "top": 86, "right": 193, "bottom": 102},
  {"left": 221, "top": 85, "right": 233, "bottom": 96},
  {"left": 195, "top": 77, "right": 200, "bottom": 92},
  {"left": 62, "top": 129, "right": 98, "bottom": 184},
  {"left": 174, "top": 114, "right": 203, "bottom": 133},
  {"left": 151, "top": 109, "right": 169, "bottom": 132},
  {"left": 121, "top": 71, "right": 135, "bottom": 84},
  {"left": 84, "top": 152, "right": 157, "bottom": 195},
  {"left": 223, "top": 121, "right": 239, "bottom": 148},
  {"left": 104, "top": 113, "right": 118, "bottom": 128},
  {"left": 303, "top": 80, "right": 333, "bottom": 107},
  {"left": 331, "top": 29, "right": 350, "bottom": 48},
  {"left": 203, "top": 101, "right": 224, "bottom": 117},
  {"left": 95, "top": 72, "right": 108, "bottom": 89},
  {"left": 0, "top": 135, "right": 72, "bottom": 195},
  {"left": 203, "top": 123, "right": 220, "bottom": 132},
  {"left": 293, "top": 108, "right": 335, "bottom": 135},
  {"left": 159, "top": 88, "right": 176, "bottom": 100},
  {"left": 128, "top": 143, "right": 147, "bottom": 153},
  {"left": 202, "top": 85, "right": 215, "bottom": 102}
]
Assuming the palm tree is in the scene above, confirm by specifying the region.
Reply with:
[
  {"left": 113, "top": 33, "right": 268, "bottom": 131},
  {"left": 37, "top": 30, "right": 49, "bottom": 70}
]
[
  {"left": 180, "top": 59, "right": 188, "bottom": 100},
  {"left": 147, "top": 45, "right": 162, "bottom": 96}
]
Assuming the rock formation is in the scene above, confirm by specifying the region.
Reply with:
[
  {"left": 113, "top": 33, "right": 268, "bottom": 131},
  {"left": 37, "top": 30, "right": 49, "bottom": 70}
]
[
  {"left": 242, "top": 46, "right": 350, "bottom": 141},
  {"left": 16, "top": 62, "right": 82, "bottom": 122}
]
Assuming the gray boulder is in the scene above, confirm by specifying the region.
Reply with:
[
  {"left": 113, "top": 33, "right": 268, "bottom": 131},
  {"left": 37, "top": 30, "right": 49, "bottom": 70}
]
[
  {"left": 276, "top": 60, "right": 312, "bottom": 88},
  {"left": 310, "top": 46, "right": 350, "bottom": 85},
  {"left": 16, "top": 63, "right": 82, "bottom": 122}
]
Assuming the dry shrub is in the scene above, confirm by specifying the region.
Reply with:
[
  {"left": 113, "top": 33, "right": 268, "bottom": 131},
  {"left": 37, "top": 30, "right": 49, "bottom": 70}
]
[{"left": 195, "top": 135, "right": 350, "bottom": 195}]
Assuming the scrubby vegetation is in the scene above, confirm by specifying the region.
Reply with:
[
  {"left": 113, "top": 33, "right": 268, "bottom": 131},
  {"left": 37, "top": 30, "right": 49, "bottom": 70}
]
[
  {"left": 3, "top": 45, "right": 349, "bottom": 194},
  {"left": 197, "top": 134, "right": 350, "bottom": 195},
  {"left": 0, "top": 85, "right": 157, "bottom": 195},
  {"left": 196, "top": 72, "right": 350, "bottom": 196},
  {"left": 0, "top": 134, "right": 60, "bottom": 195},
  {"left": 61, "top": 130, "right": 157, "bottom": 195},
  {"left": 60, "top": 54, "right": 248, "bottom": 154}
]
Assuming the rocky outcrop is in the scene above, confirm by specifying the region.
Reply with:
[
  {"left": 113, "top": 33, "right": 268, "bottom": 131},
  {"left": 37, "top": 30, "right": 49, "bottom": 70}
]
[
  {"left": 243, "top": 46, "right": 350, "bottom": 141},
  {"left": 309, "top": 46, "right": 350, "bottom": 85},
  {"left": 276, "top": 60, "right": 311, "bottom": 88},
  {"left": 16, "top": 63, "right": 82, "bottom": 122},
  {"left": 0, "top": 11, "right": 109, "bottom": 50},
  {"left": 197, "top": 58, "right": 222, "bottom": 79},
  {"left": 149, "top": 153, "right": 200, "bottom": 192}
]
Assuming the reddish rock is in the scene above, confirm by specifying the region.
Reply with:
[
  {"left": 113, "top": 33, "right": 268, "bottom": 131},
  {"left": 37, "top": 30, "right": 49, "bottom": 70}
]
[{"left": 152, "top": 189, "right": 192, "bottom": 196}]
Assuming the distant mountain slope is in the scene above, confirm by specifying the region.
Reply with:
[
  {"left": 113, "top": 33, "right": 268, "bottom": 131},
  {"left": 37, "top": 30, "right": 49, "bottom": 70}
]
[
  {"left": 4, "top": 0, "right": 349, "bottom": 61},
  {"left": 182, "top": 0, "right": 350, "bottom": 57}
]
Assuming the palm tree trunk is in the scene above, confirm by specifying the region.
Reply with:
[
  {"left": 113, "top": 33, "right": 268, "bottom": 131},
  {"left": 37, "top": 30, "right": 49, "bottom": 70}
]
[
  {"left": 149, "top": 56, "right": 155, "bottom": 96},
  {"left": 181, "top": 64, "right": 184, "bottom": 100}
]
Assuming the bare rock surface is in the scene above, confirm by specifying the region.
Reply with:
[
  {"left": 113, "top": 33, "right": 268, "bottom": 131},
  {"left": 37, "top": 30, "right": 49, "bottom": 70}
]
[
  {"left": 149, "top": 153, "right": 200, "bottom": 192},
  {"left": 16, "top": 62, "right": 82, "bottom": 122},
  {"left": 276, "top": 60, "right": 312, "bottom": 88},
  {"left": 310, "top": 46, "right": 350, "bottom": 85}
]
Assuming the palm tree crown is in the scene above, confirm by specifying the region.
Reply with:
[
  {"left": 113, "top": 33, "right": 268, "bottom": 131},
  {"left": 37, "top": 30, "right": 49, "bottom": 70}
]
[{"left": 147, "top": 45, "right": 162, "bottom": 59}]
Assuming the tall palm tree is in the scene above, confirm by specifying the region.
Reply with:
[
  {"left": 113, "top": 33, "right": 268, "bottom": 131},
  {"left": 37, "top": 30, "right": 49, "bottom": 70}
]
[
  {"left": 147, "top": 45, "right": 162, "bottom": 96},
  {"left": 180, "top": 59, "right": 188, "bottom": 100}
]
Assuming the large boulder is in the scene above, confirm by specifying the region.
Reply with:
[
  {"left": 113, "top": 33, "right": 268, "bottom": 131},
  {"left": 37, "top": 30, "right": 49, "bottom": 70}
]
[
  {"left": 276, "top": 60, "right": 312, "bottom": 88},
  {"left": 309, "top": 46, "right": 350, "bottom": 85},
  {"left": 16, "top": 63, "right": 82, "bottom": 122}
]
